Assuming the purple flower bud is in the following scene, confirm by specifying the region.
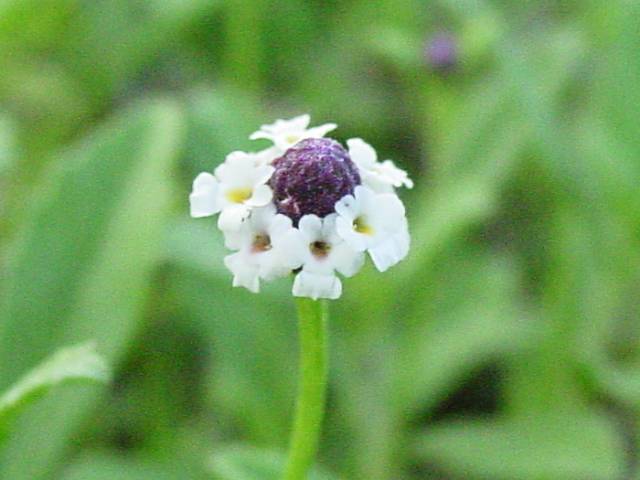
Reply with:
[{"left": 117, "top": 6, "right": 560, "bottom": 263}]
[
  {"left": 269, "top": 138, "right": 361, "bottom": 225},
  {"left": 426, "top": 33, "right": 458, "bottom": 71}
]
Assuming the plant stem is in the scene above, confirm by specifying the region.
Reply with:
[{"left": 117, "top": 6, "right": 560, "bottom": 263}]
[{"left": 283, "top": 298, "right": 329, "bottom": 480}]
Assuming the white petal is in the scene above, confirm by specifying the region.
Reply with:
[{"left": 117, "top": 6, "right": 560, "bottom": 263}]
[
  {"left": 252, "top": 164, "right": 275, "bottom": 185},
  {"left": 268, "top": 215, "right": 305, "bottom": 270},
  {"left": 249, "top": 115, "right": 311, "bottom": 140},
  {"left": 290, "top": 114, "right": 311, "bottom": 130},
  {"left": 268, "top": 214, "right": 293, "bottom": 239},
  {"left": 254, "top": 146, "right": 281, "bottom": 165},
  {"left": 381, "top": 191, "right": 407, "bottom": 214},
  {"left": 222, "top": 229, "right": 244, "bottom": 250},
  {"left": 306, "top": 123, "right": 338, "bottom": 139},
  {"left": 292, "top": 271, "right": 342, "bottom": 300},
  {"left": 189, "top": 172, "right": 221, "bottom": 218},
  {"left": 276, "top": 228, "right": 308, "bottom": 268},
  {"left": 373, "top": 193, "right": 406, "bottom": 231},
  {"left": 257, "top": 250, "right": 293, "bottom": 280},
  {"left": 246, "top": 184, "right": 273, "bottom": 207},
  {"left": 348, "top": 139, "right": 413, "bottom": 192},
  {"left": 321, "top": 214, "right": 339, "bottom": 242},
  {"left": 250, "top": 204, "right": 277, "bottom": 231},
  {"left": 224, "top": 252, "right": 260, "bottom": 293},
  {"left": 368, "top": 227, "right": 410, "bottom": 272},
  {"left": 368, "top": 160, "right": 413, "bottom": 190},
  {"left": 360, "top": 171, "right": 396, "bottom": 194},
  {"left": 380, "top": 160, "right": 414, "bottom": 188},
  {"left": 331, "top": 243, "right": 365, "bottom": 277},
  {"left": 249, "top": 130, "right": 272, "bottom": 141},
  {"left": 335, "top": 216, "right": 368, "bottom": 252},
  {"left": 347, "top": 138, "right": 377, "bottom": 168},
  {"left": 334, "top": 193, "right": 358, "bottom": 220},
  {"left": 217, "top": 152, "right": 257, "bottom": 185},
  {"left": 353, "top": 185, "right": 378, "bottom": 209},
  {"left": 218, "top": 204, "right": 251, "bottom": 231},
  {"left": 274, "top": 135, "right": 301, "bottom": 151},
  {"left": 298, "top": 214, "right": 323, "bottom": 241}
]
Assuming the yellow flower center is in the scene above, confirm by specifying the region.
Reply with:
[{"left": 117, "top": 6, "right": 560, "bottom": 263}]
[
  {"left": 354, "top": 216, "right": 374, "bottom": 235},
  {"left": 226, "top": 187, "right": 252, "bottom": 204},
  {"left": 286, "top": 134, "right": 300, "bottom": 144}
]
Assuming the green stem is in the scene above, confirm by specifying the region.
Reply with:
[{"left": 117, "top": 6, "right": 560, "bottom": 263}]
[{"left": 283, "top": 298, "right": 329, "bottom": 480}]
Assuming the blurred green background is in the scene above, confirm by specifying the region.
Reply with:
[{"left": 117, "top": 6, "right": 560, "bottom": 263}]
[{"left": 1, "top": 0, "right": 639, "bottom": 479}]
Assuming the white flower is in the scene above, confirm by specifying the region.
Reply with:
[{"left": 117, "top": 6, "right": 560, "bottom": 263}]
[
  {"left": 250, "top": 114, "right": 337, "bottom": 152},
  {"left": 335, "top": 185, "right": 410, "bottom": 272},
  {"left": 223, "top": 205, "right": 302, "bottom": 293},
  {"left": 290, "top": 214, "right": 365, "bottom": 300},
  {"left": 347, "top": 138, "right": 413, "bottom": 193},
  {"left": 189, "top": 151, "right": 274, "bottom": 231}
]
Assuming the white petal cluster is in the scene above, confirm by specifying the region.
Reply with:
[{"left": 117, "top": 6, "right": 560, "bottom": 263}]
[
  {"left": 347, "top": 138, "right": 414, "bottom": 193},
  {"left": 223, "top": 205, "right": 301, "bottom": 293},
  {"left": 190, "top": 115, "right": 413, "bottom": 300},
  {"left": 290, "top": 214, "right": 365, "bottom": 300},
  {"left": 189, "top": 151, "right": 274, "bottom": 230},
  {"left": 250, "top": 114, "right": 337, "bottom": 153},
  {"left": 335, "top": 186, "right": 410, "bottom": 273}
]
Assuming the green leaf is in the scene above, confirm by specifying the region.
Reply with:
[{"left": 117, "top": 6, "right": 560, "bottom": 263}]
[
  {"left": 0, "top": 343, "right": 109, "bottom": 429},
  {"left": 415, "top": 413, "right": 624, "bottom": 480},
  {"left": 168, "top": 262, "right": 297, "bottom": 445},
  {"left": 0, "top": 113, "right": 15, "bottom": 174},
  {"left": 208, "top": 445, "right": 339, "bottom": 480},
  {"left": 393, "top": 255, "right": 532, "bottom": 414},
  {"left": 0, "top": 98, "right": 183, "bottom": 479},
  {"left": 60, "top": 451, "right": 186, "bottom": 480},
  {"left": 591, "top": 1, "right": 640, "bottom": 159}
]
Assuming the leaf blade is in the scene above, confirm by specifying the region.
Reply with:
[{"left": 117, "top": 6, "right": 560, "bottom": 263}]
[{"left": 0, "top": 343, "right": 110, "bottom": 426}]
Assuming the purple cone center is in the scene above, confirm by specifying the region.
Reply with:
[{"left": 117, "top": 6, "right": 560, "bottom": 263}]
[{"left": 269, "top": 138, "right": 361, "bottom": 225}]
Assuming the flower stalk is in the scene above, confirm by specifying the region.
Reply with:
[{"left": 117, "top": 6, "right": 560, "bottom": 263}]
[{"left": 283, "top": 298, "right": 329, "bottom": 480}]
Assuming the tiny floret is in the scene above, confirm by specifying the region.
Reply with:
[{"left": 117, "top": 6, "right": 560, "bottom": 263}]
[
  {"left": 189, "top": 151, "right": 274, "bottom": 231},
  {"left": 347, "top": 138, "right": 413, "bottom": 192},
  {"left": 250, "top": 114, "right": 337, "bottom": 152},
  {"left": 190, "top": 115, "right": 413, "bottom": 299}
]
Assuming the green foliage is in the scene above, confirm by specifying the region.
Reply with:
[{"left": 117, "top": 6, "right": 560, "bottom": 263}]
[
  {"left": 209, "top": 445, "right": 339, "bottom": 480},
  {"left": 416, "top": 413, "right": 623, "bottom": 480},
  {"left": 0, "top": 0, "right": 638, "bottom": 479},
  {"left": 60, "top": 452, "right": 186, "bottom": 480},
  {"left": 0, "top": 99, "right": 182, "bottom": 478},
  {"left": 0, "top": 343, "right": 110, "bottom": 440}
]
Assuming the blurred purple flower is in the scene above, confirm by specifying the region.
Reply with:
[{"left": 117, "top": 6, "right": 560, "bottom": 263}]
[{"left": 425, "top": 33, "right": 458, "bottom": 71}]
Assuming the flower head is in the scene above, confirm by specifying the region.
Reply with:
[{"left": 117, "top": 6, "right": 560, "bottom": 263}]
[{"left": 190, "top": 115, "right": 413, "bottom": 299}]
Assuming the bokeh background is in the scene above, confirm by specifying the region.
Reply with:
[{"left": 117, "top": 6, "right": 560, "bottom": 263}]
[{"left": 1, "top": 1, "right": 639, "bottom": 479}]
